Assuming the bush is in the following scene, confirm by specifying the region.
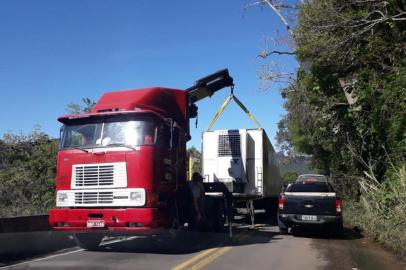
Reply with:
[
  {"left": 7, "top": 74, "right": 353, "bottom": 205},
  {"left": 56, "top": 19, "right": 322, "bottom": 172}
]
[
  {"left": 281, "top": 171, "right": 298, "bottom": 183},
  {"left": 344, "top": 164, "right": 406, "bottom": 256},
  {"left": 0, "top": 130, "right": 57, "bottom": 217}
]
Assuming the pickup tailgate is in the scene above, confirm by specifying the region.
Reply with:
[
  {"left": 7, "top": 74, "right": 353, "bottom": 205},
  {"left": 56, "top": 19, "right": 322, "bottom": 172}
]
[{"left": 283, "top": 192, "right": 337, "bottom": 216}]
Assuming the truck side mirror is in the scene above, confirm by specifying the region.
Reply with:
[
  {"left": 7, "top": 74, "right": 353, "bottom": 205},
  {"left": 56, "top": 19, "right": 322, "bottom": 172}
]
[
  {"left": 170, "top": 124, "right": 179, "bottom": 149},
  {"left": 59, "top": 126, "right": 65, "bottom": 149}
]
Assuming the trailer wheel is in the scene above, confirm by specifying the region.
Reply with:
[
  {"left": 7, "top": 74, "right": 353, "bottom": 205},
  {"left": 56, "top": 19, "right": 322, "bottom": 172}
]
[
  {"left": 212, "top": 200, "right": 225, "bottom": 232},
  {"left": 74, "top": 233, "right": 103, "bottom": 250},
  {"left": 265, "top": 197, "right": 279, "bottom": 220}
]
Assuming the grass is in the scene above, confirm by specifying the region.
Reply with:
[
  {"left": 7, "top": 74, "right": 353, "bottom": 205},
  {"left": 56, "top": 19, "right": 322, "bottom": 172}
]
[{"left": 344, "top": 164, "right": 406, "bottom": 256}]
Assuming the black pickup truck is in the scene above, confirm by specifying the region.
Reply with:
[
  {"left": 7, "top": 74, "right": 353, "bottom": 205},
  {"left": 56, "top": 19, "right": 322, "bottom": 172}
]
[{"left": 277, "top": 179, "right": 343, "bottom": 234}]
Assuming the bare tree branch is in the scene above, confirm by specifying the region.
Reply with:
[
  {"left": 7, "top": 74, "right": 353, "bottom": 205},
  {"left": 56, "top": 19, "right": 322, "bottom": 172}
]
[
  {"left": 244, "top": 0, "right": 296, "bottom": 36},
  {"left": 244, "top": 1, "right": 300, "bottom": 10},
  {"left": 257, "top": 50, "right": 296, "bottom": 58},
  {"left": 263, "top": 0, "right": 295, "bottom": 36}
]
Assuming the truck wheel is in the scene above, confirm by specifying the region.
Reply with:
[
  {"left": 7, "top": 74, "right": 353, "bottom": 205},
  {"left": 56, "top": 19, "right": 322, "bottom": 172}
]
[
  {"left": 277, "top": 216, "right": 288, "bottom": 234},
  {"left": 74, "top": 233, "right": 103, "bottom": 250},
  {"left": 212, "top": 200, "right": 225, "bottom": 232},
  {"left": 265, "top": 197, "right": 278, "bottom": 220}
]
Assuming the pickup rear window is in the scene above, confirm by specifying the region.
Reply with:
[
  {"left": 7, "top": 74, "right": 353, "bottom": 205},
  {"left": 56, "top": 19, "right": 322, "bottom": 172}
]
[{"left": 286, "top": 183, "right": 333, "bottom": 193}]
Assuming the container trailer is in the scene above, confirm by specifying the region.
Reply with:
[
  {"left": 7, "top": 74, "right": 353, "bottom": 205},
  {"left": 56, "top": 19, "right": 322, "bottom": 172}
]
[{"left": 202, "top": 129, "right": 283, "bottom": 223}]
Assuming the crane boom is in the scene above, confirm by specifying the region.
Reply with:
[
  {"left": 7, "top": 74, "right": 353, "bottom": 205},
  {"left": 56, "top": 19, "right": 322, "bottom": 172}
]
[{"left": 186, "top": 69, "right": 234, "bottom": 104}]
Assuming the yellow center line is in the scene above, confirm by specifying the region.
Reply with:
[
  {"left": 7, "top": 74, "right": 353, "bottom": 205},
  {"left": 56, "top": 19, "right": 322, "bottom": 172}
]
[
  {"left": 188, "top": 246, "right": 232, "bottom": 270},
  {"left": 171, "top": 248, "right": 220, "bottom": 270},
  {"left": 171, "top": 230, "right": 253, "bottom": 270}
]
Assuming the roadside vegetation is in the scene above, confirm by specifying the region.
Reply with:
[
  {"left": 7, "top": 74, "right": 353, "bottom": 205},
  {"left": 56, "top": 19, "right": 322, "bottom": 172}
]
[
  {"left": 0, "top": 128, "right": 57, "bottom": 217},
  {"left": 0, "top": 0, "right": 404, "bottom": 256},
  {"left": 274, "top": 0, "right": 406, "bottom": 255},
  {"left": 0, "top": 98, "right": 95, "bottom": 218},
  {"left": 187, "top": 146, "right": 202, "bottom": 175},
  {"left": 344, "top": 165, "right": 406, "bottom": 254}
]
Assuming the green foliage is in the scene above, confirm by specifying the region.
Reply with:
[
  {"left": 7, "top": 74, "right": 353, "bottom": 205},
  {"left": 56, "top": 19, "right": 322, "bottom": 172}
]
[
  {"left": 344, "top": 164, "right": 406, "bottom": 255},
  {"left": 281, "top": 171, "right": 298, "bottom": 184},
  {"left": 66, "top": 98, "right": 96, "bottom": 114},
  {"left": 0, "top": 129, "right": 57, "bottom": 217},
  {"left": 276, "top": 152, "right": 314, "bottom": 175},
  {"left": 187, "top": 146, "right": 202, "bottom": 175},
  {"left": 279, "top": 0, "right": 406, "bottom": 198},
  {"left": 278, "top": 0, "right": 406, "bottom": 253}
]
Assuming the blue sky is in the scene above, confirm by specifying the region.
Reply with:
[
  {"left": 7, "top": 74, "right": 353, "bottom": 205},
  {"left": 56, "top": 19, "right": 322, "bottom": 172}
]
[{"left": 0, "top": 0, "right": 297, "bottom": 148}]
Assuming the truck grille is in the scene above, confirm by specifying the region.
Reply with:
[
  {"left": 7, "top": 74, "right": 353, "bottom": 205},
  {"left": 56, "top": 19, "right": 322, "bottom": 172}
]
[
  {"left": 56, "top": 188, "right": 145, "bottom": 207},
  {"left": 71, "top": 162, "right": 127, "bottom": 189},
  {"left": 218, "top": 132, "right": 241, "bottom": 157},
  {"left": 74, "top": 191, "right": 114, "bottom": 204}
]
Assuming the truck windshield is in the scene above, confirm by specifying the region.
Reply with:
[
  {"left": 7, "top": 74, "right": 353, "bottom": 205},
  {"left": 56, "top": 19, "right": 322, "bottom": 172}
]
[
  {"left": 60, "top": 116, "right": 157, "bottom": 149},
  {"left": 286, "top": 183, "right": 333, "bottom": 193}
]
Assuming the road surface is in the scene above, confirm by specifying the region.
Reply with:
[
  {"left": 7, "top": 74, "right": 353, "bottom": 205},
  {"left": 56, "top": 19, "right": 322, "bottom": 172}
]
[{"left": 1, "top": 215, "right": 404, "bottom": 270}]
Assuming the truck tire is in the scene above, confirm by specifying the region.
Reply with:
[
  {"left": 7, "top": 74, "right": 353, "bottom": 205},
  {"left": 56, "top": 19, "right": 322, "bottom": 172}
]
[
  {"left": 196, "top": 197, "right": 225, "bottom": 232},
  {"left": 212, "top": 200, "right": 225, "bottom": 232},
  {"left": 74, "top": 233, "right": 103, "bottom": 250},
  {"left": 277, "top": 216, "right": 288, "bottom": 234},
  {"left": 265, "top": 202, "right": 278, "bottom": 221}
]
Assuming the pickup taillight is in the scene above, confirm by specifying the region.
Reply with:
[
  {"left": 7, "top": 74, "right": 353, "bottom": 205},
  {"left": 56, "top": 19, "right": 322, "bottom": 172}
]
[
  {"left": 278, "top": 196, "right": 285, "bottom": 211},
  {"left": 335, "top": 198, "right": 342, "bottom": 215}
]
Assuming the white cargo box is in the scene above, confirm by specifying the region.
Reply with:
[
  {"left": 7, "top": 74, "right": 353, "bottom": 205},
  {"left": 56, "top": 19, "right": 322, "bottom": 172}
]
[{"left": 202, "top": 128, "right": 282, "bottom": 198}]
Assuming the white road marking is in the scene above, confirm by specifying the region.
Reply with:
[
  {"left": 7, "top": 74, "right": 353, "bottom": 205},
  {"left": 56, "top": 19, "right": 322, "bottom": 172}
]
[
  {"left": 0, "top": 249, "right": 84, "bottom": 269},
  {"left": 0, "top": 236, "right": 139, "bottom": 269}
]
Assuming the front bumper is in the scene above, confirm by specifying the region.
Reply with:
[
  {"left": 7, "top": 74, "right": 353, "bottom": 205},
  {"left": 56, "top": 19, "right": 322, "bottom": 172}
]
[
  {"left": 278, "top": 213, "right": 342, "bottom": 226},
  {"left": 49, "top": 208, "right": 169, "bottom": 233}
]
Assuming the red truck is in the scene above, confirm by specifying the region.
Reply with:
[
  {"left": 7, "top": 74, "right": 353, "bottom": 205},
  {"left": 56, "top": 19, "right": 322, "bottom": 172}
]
[{"left": 49, "top": 70, "right": 234, "bottom": 249}]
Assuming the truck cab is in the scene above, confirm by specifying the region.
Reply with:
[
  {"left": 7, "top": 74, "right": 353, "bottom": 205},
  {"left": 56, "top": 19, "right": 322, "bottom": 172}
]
[
  {"left": 48, "top": 70, "right": 234, "bottom": 249},
  {"left": 49, "top": 88, "right": 189, "bottom": 236}
]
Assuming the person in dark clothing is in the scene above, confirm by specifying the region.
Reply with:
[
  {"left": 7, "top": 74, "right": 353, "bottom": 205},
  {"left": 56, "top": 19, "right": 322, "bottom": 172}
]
[{"left": 189, "top": 172, "right": 205, "bottom": 221}]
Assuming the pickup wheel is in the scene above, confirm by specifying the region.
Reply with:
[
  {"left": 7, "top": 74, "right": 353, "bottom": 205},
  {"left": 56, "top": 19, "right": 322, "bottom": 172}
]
[
  {"left": 333, "top": 221, "right": 344, "bottom": 237},
  {"left": 277, "top": 216, "right": 289, "bottom": 234},
  {"left": 74, "top": 233, "right": 103, "bottom": 250},
  {"left": 278, "top": 226, "right": 288, "bottom": 234}
]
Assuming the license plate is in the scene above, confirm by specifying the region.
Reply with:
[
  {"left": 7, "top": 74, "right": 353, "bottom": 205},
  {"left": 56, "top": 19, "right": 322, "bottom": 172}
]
[
  {"left": 87, "top": 220, "right": 105, "bottom": 228},
  {"left": 301, "top": 215, "right": 317, "bottom": 221}
]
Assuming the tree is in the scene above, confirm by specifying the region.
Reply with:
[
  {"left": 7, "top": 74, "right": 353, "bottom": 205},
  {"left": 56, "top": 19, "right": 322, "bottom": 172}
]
[
  {"left": 187, "top": 146, "right": 202, "bottom": 175},
  {"left": 66, "top": 98, "right": 96, "bottom": 114},
  {"left": 277, "top": 0, "right": 406, "bottom": 198},
  {"left": 244, "top": 0, "right": 300, "bottom": 90},
  {"left": 0, "top": 129, "right": 58, "bottom": 217},
  {"left": 281, "top": 171, "right": 298, "bottom": 183}
]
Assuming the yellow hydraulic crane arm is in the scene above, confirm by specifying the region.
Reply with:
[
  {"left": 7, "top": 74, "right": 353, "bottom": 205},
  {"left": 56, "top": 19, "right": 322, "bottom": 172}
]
[{"left": 186, "top": 69, "right": 234, "bottom": 118}]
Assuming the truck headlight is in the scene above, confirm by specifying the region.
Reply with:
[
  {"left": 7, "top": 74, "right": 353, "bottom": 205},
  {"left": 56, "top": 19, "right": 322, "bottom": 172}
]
[
  {"left": 130, "top": 191, "right": 143, "bottom": 203},
  {"left": 57, "top": 192, "right": 68, "bottom": 206}
]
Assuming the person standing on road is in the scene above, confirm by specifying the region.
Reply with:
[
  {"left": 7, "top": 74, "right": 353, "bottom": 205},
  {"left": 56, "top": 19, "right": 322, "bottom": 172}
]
[{"left": 190, "top": 172, "right": 205, "bottom": 222}]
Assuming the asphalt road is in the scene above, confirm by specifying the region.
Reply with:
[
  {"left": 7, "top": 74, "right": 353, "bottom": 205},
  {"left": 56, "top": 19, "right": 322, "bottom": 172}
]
[{"left": 2, "top": 216, "right": 405, "bottom": 270}]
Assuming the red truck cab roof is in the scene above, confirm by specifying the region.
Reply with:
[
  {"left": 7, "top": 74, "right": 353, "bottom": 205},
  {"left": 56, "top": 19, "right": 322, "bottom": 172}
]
[{"left": 58, "top": 87, "right": 189, "bottom": 131}]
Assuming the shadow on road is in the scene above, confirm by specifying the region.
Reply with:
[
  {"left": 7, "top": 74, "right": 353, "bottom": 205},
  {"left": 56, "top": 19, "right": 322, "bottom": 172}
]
[
  {"left": 0, "top": 231, "right": 76, "bottom": 266},
  {"left": 97, "top": 229, "right": 277, "bottom": 255},
  {"left": 0, "top": 212, "right": 280, "bottom": 266},
  {"left": 94, "top": 213, "right": 281, "bottom": 255},
  {"left": 290, "top": 226, "right": 364, "bottom": 240}
]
